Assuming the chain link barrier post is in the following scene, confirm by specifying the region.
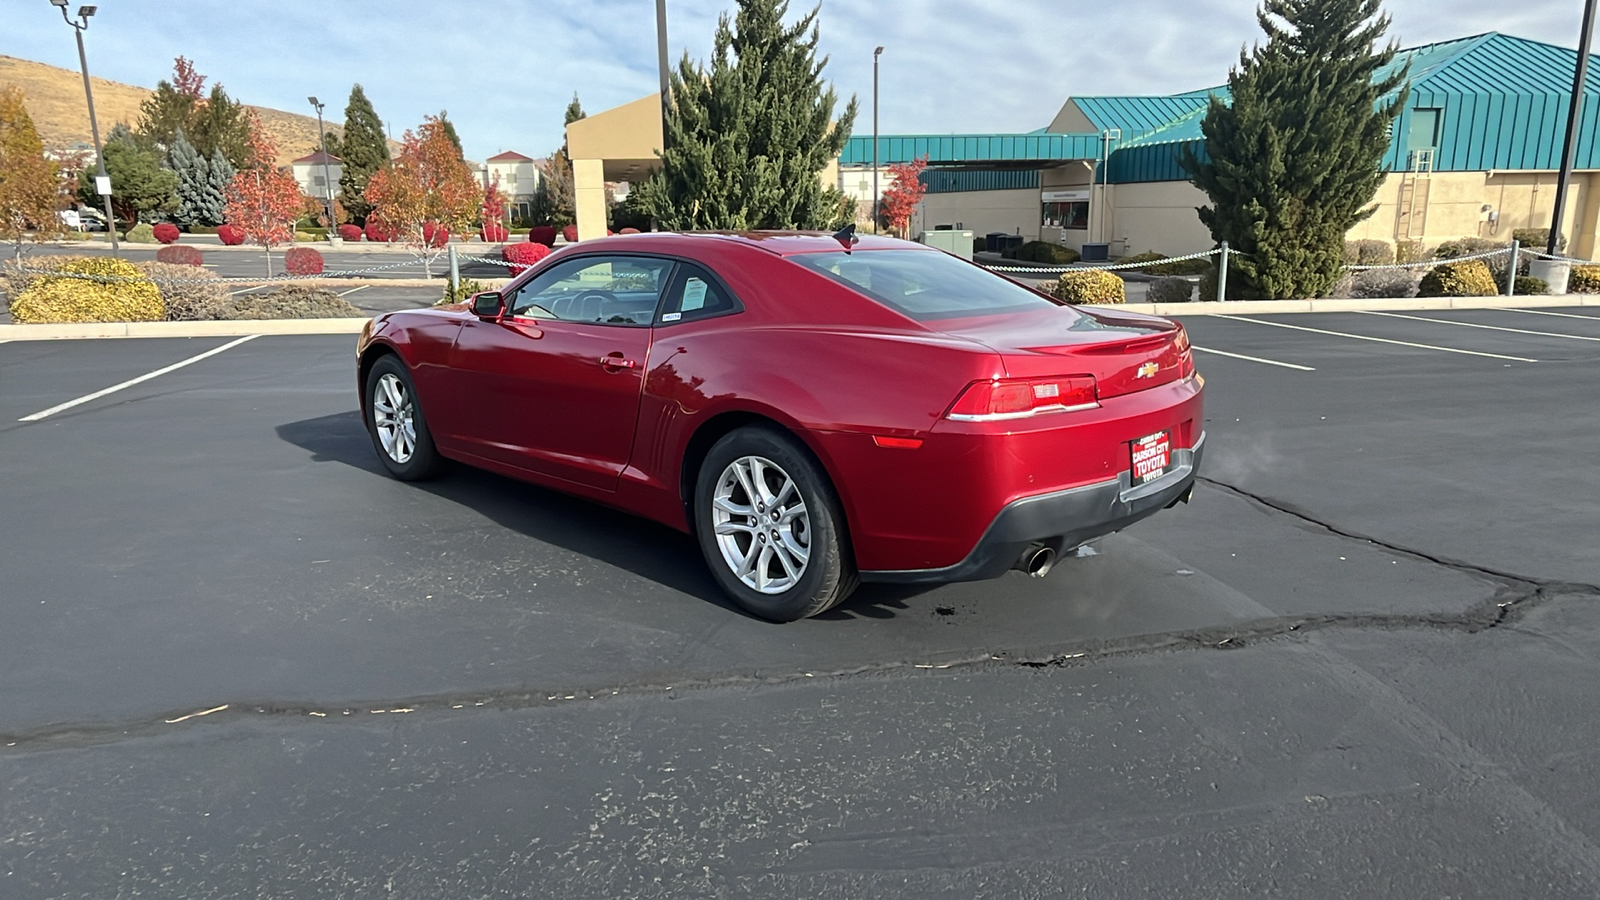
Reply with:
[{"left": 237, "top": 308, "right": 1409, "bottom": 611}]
[
  {"left": 1506, "top": 240, "right": 1520, "bottom": 298},
  {"left": 1217, "top": 241, "right": 1230, "bottom": 302},
  {"left": 447, "top": 245, "right": 460, "bottom": 298}
]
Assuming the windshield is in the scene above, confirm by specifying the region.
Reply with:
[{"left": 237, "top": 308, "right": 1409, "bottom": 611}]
[{"left": 792, "top": 249, "right": 1061, "bottom": 320}]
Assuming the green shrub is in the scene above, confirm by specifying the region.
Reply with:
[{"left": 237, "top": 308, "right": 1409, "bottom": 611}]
[
  {"left": 1052, "top": 270, "right": 1124, "bottom": 304},
  {"left": 1145, "top": 276, "right": 1194, "bottom": 303},
  {"left": 9, "top": 256, "right": 164, "bottom": 323},
  {"left": 1417, "top": 259, "right": 1499, "bottom": 297},
  {"left": 1196, "top": 265, "right": 1244, "bottom": 301},
  {"left": 1145, "top": 256, "right": 1211, "bottom": 276},
  {"left": 125, "top": 223, "right": 158, "bottom": 244},
  {"left": 1344, "top": 239, "right": 1394, "bottom": 266},
  {"left": 293, "top": 231, "right": 319, "bottom": 242},
  {"left": 1117, "top": 251, "right": 1166, "bottom": 267},
  {"left": 1569, "top": 265, "right": 1600, "bottom": 293},
  {"left": 440, "top": 278, "right": 487, "bottom": 306},
  {"left": 1432, "top": 237, "right": 1504, "bottom": 259},
  {"left": 1341, "top": 268, "right": 1421, "bottom": 299},
  {"left": 1512, "top": 228, "right": 1565, "bottom": 253},
  {"left": 1013, "top": 241, "right": 1080, "bottom": 265},
  {"left": 1395, "top": 240, "right": 1426, "bottom": 264},
  {"left": 1513, "top": 275, "right": 1549, "bottom": 295},
  {"left": 137, "top": 261, "right": 230, "bottom": 321}
]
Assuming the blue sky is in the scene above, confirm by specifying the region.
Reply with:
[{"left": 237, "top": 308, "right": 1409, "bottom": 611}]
[{"left": 3, "top": 0, "right": 1590, "bottom": 162}]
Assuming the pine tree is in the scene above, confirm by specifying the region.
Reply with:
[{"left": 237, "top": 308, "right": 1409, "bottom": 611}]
[
  {"left": 437, "top": 111, "right": 463, "bottom": 158},
  {"left": 337, "top": 85, "right": 389, "bottom": 224},
  {"left": 542, "top": 147, "right": 576, "bottom": 227},
  {"left": 191, "top": 84, "right": 253, "bottom": 170},
  {"left": 564, "top": 94, "right": 586, "bottom": 127},
  {"left": 0, "top": 86, "right": 63, "bottom": 256},
  {"left": 1181, "top": 0, "right": 1407, "bottom": 299},
  {"left": 203, "top": 148, "right": 234, "bottom": 226},
  {"left": 166, "top": 128, "right": 209, "bottom": 227},
  {"left": 637, "top": 0, "right": 857, "bottom": 230},
  {"left": 80, "top": 125, "right": 177, "bottom": 228}
]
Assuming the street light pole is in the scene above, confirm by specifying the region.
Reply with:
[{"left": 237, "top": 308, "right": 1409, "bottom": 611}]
[
  {"left": 52, "top": 1, "right": 117, "bottom": 255},
  {"left": 873, "top": 46, "right": 883, "bottom": 234},
  {"left": 1548, "top": 0, "right": 1598, "bottom": 257},
  {"left": 308, "top": 96, "right": 337, "bottom": 243},
  {"left": 655, "top": 0, "right": 671, "bottom": 154}
]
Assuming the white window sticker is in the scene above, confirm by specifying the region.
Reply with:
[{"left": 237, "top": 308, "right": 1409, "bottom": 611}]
[
  {"left": 661, "top": 311, "right": 682, "bottom": 322},
  {"left": 681, "top": 278, "right": 709, "bottom": 312}
]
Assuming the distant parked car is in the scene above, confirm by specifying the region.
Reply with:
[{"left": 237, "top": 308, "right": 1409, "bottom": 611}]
[{"left": 356, "top": 231, "right": 1205, "bottom": 621}]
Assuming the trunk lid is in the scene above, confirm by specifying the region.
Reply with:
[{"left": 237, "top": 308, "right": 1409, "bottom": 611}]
[{"left": 931, "top": 305, "right": 1187, "bottom": 399}]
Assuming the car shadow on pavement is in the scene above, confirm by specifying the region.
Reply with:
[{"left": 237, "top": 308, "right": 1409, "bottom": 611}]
[{"left": 275, "top": 410, "right": 755, "bottom": 618}]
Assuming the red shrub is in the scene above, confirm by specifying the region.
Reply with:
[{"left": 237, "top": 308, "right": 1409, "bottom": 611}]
[
  {"left": 422, "top": 221, "right": 449, "bottom": 248},
  {"left": 217, "top": 224, "right": 245, "bottom": 245},
  {"left": 619, "top": 227, "right": 641, "bottom": 234},
  {"left": 364, "top": 220, "right": 395, "bottom": 243},
  {"left": 480, "top": 221, "right": 508, "bottom": 242},
  {"left": 528, "top": 225, "right": 557, "bottom": 247},
  {"left": 284, "top": 247, "right": 325, "bottom": 275},
  {"left": 338, "top": 223, "right": 363, "bottom": 242},
  {"left": 561, "top": 224, "right": 578, "bottom": 243},
  {"left": 155, "top": 244, "right": 204, "bottom": 266},
  {"left": 501, "top": 241, "right": 552, "bottom": 275},
  {"left": 152, "top": 223, "right": 180, "bottom": 244}
]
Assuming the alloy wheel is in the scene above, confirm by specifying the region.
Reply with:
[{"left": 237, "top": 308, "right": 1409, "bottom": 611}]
[
  {"left": 372, "top": 373, "right": 417, "bottom": 464},
  {"left": 711, "top": 455, "right": 811, "bottom": 594}
]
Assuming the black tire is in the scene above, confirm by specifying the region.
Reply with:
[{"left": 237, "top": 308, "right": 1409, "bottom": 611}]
[
  {"left": 694, "top": 426, "right": 858, "bottom": 621},
  {"left": 364, "top": 354, "right": 444, "bottom": 481}
]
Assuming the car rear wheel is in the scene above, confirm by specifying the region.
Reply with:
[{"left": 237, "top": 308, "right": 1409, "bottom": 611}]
[
  {"left": 695, "top": 427, "right": 858, "bottom": 622},
  {"left": 365, "top": 354, "right": 443, "bottom": 481}
]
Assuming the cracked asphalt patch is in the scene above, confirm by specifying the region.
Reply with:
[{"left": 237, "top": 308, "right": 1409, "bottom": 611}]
[{"left": 3, "top": 312, "right": 1600, "bottom": 897}]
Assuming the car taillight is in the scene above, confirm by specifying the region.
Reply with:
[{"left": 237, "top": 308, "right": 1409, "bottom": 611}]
[
  {"left": 945, "top": 375, "right": 1099, "bottom": 421},
  {"left": 1174, "top": 326, "right": 1195, "bottom": 378}
]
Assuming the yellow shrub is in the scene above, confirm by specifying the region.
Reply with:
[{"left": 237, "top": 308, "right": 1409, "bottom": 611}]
[
  {"left": 1052, "top": 269, "right": 1125, "bottom": 305},
  {"left": 1416, "top": 259, "right": 1498, "bottom": 298},
  {"left": 10, "top": 256, "right": 164, "bottom": 323},
  {"left": 1569, "top": 265, "right": 1600, "bottom": 294}
]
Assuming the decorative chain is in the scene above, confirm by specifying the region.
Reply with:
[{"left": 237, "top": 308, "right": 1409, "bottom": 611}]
[{"left": 983, "top": 248, "right": 1222, "bottom": 275}]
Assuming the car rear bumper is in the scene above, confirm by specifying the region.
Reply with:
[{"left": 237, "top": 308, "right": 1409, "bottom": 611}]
[{"left": 859, "top": 431, "right": 1204, "bottom": 584}]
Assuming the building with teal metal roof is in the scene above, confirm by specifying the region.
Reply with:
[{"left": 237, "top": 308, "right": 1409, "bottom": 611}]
[{"left": 845, "top": 32, "right": 1600, "bottom": 260}]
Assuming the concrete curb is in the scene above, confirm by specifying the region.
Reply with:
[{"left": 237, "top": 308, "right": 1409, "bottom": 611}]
[
  {"left": 1117, "top": 295, "right": 1600, "bottom": 316},
  {"left": 3, "top": 295, "right": 1597, "bottom": 341}
]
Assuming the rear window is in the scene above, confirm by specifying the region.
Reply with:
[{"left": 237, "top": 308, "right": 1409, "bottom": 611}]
[{"left": 791, "top": 249, "right": 1060, "bottom": 320}]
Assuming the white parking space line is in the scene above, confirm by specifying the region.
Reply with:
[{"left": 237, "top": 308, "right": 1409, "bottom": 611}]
[
  {"left": 1354, "top": 310, "right": 1600, "bottom": 342},
  {"left": 229, "top": 285, "right": 267, "bottom": 296},
  {"left": 337, "top": 285, "right": 370, "bottom": 297},
  {"left": 1490, "top": 307, "right": 1600, "bottom": 321},
  {"left": 1214, "top": 315, "right": 1538, "bottom": 363},
  {"left": 18, "top": 335, "right": 261, "bottom": 423},
  {"left": 1192, "top": 346, "right": 1315, "bottom": 371}
]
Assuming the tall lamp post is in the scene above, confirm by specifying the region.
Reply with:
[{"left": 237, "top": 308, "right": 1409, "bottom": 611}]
[
  {"left": 50, "top": 0, "right": 117, "bottom": 255},
  {"left": 308, "top": 96, "right": 337, "bottom": 243},
  {"left": 1547, "top": 0, "right": 1598, "bottom": 259},
  {"left": 873, "top": 46, "right": 883, "bottom": 234}
]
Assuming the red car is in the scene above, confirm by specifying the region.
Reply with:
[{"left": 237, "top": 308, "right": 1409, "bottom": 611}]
[{"left": 356, "top": 231, "right": 1204, "bottom": 621}]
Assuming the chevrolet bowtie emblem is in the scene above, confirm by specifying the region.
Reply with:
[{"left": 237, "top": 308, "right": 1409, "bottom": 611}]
[{"left": 1136, "top": 362, "right": 1159, "bottom": 379}]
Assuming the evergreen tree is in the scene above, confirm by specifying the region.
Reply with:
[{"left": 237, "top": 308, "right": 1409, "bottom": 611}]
[
  {"left": 437, "top": 110, "right": 464, "bottom": 158},
  {"left": 203, "top": 148, "right": 234, "bottom": 226},
  {"left": 637, "top": 0, "right": 857, "bottom": 230},
  {"left": 337, "top": 84, "right": 389, "bottom": 223},
  {"left": 541, "top": 148, "right": 575, "bottom": 227},
  {"left": 79, "top": 125, "right": 177, "bottom": 227},
  {"left": 166, "top": 128, "right": 211, "bottom": 227},
  {"left": 135, "top": 58, "right": 207, "bottom": 152},
  {"left": 191, "top": 84, "right": 253, "bottom": 170},
  {"left": 1181, "top": 0, "right": 1407, "bottom": 299},
  {"left": 564, "top": 93, "right": 586, "bottom": 127}
]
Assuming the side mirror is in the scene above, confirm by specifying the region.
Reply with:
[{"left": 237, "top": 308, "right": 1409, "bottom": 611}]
[{"left": 471, "top": 291, "right": 504, "bottom": 319}]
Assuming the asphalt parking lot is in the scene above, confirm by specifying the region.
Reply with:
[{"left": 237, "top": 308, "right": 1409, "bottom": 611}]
[{"left": 3, "top": 306, "right": 1599, "bottom": 897}]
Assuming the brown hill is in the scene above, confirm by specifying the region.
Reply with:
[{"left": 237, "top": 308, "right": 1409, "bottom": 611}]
[{"left": 0, "top": 54, "right": 397, "bottom": 166}]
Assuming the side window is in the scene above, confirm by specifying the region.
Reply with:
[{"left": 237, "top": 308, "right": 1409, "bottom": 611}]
[
  {"left": 658, "top": 264, "right": 740, "bottom": 325},
  {"left": 506, "top": 255, "right": 674, "bottom": 326}
]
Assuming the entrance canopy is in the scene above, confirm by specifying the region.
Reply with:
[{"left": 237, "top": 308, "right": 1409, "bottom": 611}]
[{"left": 840, "top": 133, "right": 1103, "bottom": 170}]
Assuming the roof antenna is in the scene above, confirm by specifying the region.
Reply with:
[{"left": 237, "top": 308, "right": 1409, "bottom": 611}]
[{"left": 831, "top": 222, "right": 857, "bottom": 251}]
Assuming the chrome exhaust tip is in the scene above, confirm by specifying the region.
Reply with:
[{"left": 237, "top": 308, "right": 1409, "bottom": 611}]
[{"left": 1021, "top": 545, "right": 1057, "bottom": 578}]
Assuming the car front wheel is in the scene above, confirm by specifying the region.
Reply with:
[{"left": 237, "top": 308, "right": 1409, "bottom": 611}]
[
  {"left": 695, "top": 427, "right": 857, "bottom": 621},
  {"left": 364, "top": 354, "right": 443, "bottom": 481}
]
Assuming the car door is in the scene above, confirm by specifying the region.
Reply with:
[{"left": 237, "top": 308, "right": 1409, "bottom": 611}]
[{"left": 448, "top": 254, "right": 677, "bottom": 491}]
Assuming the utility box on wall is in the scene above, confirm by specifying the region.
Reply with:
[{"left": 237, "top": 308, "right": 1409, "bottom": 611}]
[{"left": 919, "top": 229, "right": 975, "bottom": 260}]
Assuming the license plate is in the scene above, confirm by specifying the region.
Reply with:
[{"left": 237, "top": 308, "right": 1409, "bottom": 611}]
[{"left": 1131, "top": 431, "right": 1171, "bottom": 485}]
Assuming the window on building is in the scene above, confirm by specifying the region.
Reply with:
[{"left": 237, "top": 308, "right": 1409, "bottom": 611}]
[
  {"left": 1043, "top": 201, "right": 1088, "bottom": 230},
  {"left": 313, "top": 175, "right": 325, "bottom": 187}
]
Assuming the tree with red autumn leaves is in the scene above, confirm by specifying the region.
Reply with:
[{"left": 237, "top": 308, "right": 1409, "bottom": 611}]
[
  {"left": 365, "top": 116, "right": 478, "bottom": 274},
  {"left": 879, "top": 156, "right": 928, "bottom": 239},
  {"left": 480, "top": 176, "right": 508, "bottom": 242},
  {"left": 223, "top": 111, "right": 302, "bottom": 275}
]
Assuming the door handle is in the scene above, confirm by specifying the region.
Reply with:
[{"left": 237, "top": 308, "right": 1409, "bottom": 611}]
[{"left": 598, "top": 356, "right": 637, "bottom": 369}]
